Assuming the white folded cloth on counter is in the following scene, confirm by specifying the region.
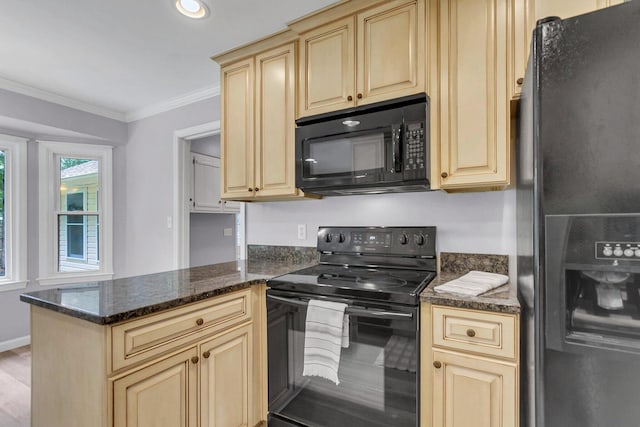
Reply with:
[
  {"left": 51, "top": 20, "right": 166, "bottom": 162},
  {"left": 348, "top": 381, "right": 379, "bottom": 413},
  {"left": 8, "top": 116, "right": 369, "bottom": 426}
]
[
  {"left": 303, "top": 299, "right": 349, "bottom": 385},
  {"left": 434, "top": 270, "right": 509, "bottom": 296}
]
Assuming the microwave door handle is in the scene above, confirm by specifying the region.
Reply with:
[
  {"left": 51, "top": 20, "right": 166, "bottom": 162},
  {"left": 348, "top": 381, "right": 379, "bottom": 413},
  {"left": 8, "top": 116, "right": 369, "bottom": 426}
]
[
  {"left": 267, "top": 294, "right": 413, "bottom": 320},
  {"left": 393, "top": 126, "right": 402, "bottom": 173}
]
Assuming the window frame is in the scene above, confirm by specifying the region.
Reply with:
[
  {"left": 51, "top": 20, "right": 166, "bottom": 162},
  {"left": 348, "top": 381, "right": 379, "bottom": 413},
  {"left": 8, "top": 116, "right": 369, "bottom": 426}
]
[
  {"left": 63, "top": 189, "right": 88, "bottom": 261},
  {"left": 0, "top": 135, "right": 28, "bottom": 291},
  {"left": 38, "top": 141, "right": 113, "bottom": 286}
]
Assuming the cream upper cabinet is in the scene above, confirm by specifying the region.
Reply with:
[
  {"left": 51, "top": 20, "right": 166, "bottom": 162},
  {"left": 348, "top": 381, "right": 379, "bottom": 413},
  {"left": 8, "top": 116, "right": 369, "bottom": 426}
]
[
  {"left": 221, "top": 58, "right": 254, "bottom": 200},
  {"left": 298, "top": 0, "right": 425, "bottom": 118},
  {"left": 200, "top": 324, "right": 253, "bottom": 427},
  {"left": 511, "top": 0, "right": 623, "bottom": 99},
  {"left": 435, "top": 0, "right": 510, "bottom": 190},
  {"left": 254, "top": 43, "right": 300, "bottom": 198},
  {"left": 113, "top": 347, "right": 199, "bottom": 427},
  {"left": 299, "top": 16, "right": 355, "bottom": 116}
]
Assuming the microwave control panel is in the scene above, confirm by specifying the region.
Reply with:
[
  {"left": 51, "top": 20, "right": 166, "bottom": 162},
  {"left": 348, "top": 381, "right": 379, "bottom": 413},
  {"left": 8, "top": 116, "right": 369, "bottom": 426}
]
[
  {"left": 405, "top": 122, "right": 425, "bottom": 173},
  {"left": 596, "top": 241, "right": 640, "bottom": 260}
]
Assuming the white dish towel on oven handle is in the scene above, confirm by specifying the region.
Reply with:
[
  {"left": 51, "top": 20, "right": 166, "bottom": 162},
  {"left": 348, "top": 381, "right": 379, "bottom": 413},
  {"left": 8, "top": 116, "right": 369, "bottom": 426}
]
[{"left": 303, "top": 299, "right": 350, "bottom": 385}]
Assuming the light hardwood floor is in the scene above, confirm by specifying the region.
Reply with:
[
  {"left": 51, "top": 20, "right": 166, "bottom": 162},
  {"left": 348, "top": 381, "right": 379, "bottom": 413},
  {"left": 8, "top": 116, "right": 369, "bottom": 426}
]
[{"left": 0, "top": 346, "right": 30, "bottom": 427}]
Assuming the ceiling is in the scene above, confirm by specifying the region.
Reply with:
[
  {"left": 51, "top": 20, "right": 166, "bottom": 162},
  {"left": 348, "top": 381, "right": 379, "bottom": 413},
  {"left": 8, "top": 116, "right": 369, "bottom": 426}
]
[{"left": 0, "top": 0, "right": 337, "bottom": 121}]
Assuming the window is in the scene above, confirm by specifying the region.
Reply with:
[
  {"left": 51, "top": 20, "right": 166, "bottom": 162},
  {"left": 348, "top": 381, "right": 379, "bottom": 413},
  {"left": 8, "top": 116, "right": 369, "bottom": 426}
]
[
  {"left": 39, "top": 142, "right": 113, "bottom": 285},
  {"left": 0, "top": 135, "right": 27, "bottom": 291}
]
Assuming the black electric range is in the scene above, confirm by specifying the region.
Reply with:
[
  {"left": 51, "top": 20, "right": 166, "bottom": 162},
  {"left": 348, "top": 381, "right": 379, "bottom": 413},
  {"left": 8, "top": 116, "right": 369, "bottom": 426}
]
[{"left": 268, "top": 226, "right": 437, "bottom": 306}]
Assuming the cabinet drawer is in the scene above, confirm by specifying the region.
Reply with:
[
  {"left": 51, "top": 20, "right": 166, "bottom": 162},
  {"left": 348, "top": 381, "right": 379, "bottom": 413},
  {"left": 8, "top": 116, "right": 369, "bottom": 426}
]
[
  {"left": 111, "top": 289, "right": 251, "bottom": 371},
  {"left": 432, "top": 306, "right": 517, "bottom": 360}
]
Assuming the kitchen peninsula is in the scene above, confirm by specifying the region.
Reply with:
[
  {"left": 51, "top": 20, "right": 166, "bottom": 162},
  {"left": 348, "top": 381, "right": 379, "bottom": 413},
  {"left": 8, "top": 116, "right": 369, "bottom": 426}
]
[{"left": 20, "top": 257, "right": 316, "bottom": 427}]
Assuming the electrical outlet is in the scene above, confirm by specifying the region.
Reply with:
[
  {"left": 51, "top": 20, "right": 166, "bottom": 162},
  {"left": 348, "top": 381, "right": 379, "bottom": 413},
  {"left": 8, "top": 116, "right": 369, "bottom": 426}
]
[
  {"left": 297, "top": 224, "right": 306, "bottom": 240},
  {"left": 223, "top": 228, "right": 233, "bottom": 237}
]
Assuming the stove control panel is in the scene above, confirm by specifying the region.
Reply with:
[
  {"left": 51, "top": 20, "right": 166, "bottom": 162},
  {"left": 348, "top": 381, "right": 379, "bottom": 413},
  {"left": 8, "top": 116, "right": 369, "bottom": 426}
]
[{"left": 317, "top": 226, "right": 436, "bottom": 257}]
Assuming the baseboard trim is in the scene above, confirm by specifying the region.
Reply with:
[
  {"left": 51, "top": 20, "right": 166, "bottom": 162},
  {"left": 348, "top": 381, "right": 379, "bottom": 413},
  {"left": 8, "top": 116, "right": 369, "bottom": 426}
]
[{"left": 0, "top": 335, "right": 30, "bottom": 352}]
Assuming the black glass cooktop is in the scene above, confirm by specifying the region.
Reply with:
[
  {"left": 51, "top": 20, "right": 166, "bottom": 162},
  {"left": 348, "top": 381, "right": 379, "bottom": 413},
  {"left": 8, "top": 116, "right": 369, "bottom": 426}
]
[{"left": 268, "top": 264, "right": 436, "bottom": 306}]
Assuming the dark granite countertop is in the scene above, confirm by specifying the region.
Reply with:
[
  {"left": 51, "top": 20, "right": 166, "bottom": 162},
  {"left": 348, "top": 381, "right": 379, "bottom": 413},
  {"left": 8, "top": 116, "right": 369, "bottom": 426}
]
[
  {"left": 419, "top": 252, "right": 520, "bottom": 314},
  {"left": 20, "top": 259, "right": 316, "bottom": 325}
]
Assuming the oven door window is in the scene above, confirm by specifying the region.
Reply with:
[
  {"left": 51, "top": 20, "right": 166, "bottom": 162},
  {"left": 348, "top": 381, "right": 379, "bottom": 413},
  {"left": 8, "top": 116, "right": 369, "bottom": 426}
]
[
  {"left": 267, "top": 295, "right": 418, "bottom": 427},
  {"left": 301, "top": 129, "right": 393, "bottom": 181}
]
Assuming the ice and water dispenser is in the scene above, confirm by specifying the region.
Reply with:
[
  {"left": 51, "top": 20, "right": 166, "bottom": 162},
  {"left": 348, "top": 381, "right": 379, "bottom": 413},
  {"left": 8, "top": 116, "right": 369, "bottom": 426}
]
[{"left": 545, "top": 214, "right": 640, "bottom": 357}]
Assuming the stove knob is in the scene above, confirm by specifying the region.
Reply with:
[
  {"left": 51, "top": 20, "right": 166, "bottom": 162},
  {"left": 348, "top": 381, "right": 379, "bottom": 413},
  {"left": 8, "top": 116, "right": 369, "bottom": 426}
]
[
  {"left": 602, "top": 247, "right": 613, "bottom": 257},
  {"left": 613, "top": 248, "right": 624, "bottom": 257},
  {"left": 338, "top": 233, "right": 346, "bottom": 243},
  {"left": 325, "top": 233, "right": 333, "bottom": 243},
  {"left": 635, "top": 249, "right": 640, "bottom": 257},
  {"left": 624, "top": 248, "right": 634, "bottom": 257},
  {"left": 415, "top": 234, "right": 426, "bottom": 246},
  {"left": 400, "top": 234, "right": 409, "bottom": 245}
]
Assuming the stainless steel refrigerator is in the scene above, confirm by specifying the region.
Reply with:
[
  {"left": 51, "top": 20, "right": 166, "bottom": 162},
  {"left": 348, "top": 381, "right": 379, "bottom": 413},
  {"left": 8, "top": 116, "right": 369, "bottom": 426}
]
[{"left": 517, "top": 2, "right": 640, "bottom": 426}]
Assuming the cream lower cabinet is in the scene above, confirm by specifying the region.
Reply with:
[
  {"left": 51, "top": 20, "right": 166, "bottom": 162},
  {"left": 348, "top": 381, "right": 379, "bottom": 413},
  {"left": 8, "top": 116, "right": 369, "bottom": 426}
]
[
  {"left": 30, "top": 287, "right": 267, "bottom": 427},
  {"left": 421, "top": 304, "right": 520, "bottom": 427},
  {"left": 432, "top": 0, "right": 511, "bottom": 191}
]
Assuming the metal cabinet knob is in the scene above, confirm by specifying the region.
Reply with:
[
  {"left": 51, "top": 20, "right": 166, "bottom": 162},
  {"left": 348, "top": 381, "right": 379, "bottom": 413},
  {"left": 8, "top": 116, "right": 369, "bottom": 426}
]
[
  {"left": 466, "top": 329, "right": 476, "bottom": 337},
  {"left": 254, "top": 187, "right": 260, "bottom": 192},
  {"left": 441, "top": 172, "right": 448, "bottom": 179},
  {"left": 433, "top": 361, "right": 442, "bottom": 369},
  {"left": 248, "top": 188, "right": 253, "bottom": 192},
  {"left": 347, "top": 95, "right": 353, "bottom": 101},
  {"left": 357, "top": 93, "right": 363, "bottom": 99},
  {"left": 203, "top": 351, "right": 211, "bottom": 359},
  {"left": 191, "top": 356, "right": 199, "bottom": 364},
  {"left": 196, "top": 318, "right": 204, "bottom": 326},
  {"left": 517, "top": 77, "right": 524, "bottom": 85}
]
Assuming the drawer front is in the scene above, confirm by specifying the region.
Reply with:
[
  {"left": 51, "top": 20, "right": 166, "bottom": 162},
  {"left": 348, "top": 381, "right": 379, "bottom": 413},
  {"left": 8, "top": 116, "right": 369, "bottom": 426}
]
[
  {"left": 111, "top": 289, "right": 252, "bottom": 371},
  {"left": 432, "top": 306, "right": 517, "bottom": 360}
]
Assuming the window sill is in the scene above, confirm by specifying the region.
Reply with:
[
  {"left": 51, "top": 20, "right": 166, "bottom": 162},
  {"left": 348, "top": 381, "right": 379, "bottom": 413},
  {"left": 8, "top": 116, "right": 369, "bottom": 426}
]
[
  {"left": 0, "top": 280, "right": 28, "bottom": 292},
  {"left": 37, "top": 273, "right": 114, "bottom": 287}
]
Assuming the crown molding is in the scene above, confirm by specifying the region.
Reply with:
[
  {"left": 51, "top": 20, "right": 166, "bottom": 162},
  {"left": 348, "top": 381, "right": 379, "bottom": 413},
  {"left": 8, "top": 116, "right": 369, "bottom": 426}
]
[
  {"left": 125, "top": 85, "right": 221, "bottom": 123},
  {"left": 0, "top": 75, "right": 127, "bottom": 122}
]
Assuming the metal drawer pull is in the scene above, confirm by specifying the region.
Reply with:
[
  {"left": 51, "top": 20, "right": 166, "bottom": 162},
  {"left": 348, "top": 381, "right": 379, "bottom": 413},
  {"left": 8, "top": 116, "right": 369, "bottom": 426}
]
[
  {"left": 466, "top": 329, "right": 476, "bottom": 337},
  {"left": 433, "top": 361, "right": 442, "bottom": 369},
  {"left": 196, "top": 318, "right": 204, "bottom": 326},
  {"left": 191, "top": 356, "right": 199, "bottom": 364},
  {"left": 203, "top": 351, "right": 211, "bottom": 359},
  {"left": 267, "top": 294, "right": 413, "bottom": 320}
]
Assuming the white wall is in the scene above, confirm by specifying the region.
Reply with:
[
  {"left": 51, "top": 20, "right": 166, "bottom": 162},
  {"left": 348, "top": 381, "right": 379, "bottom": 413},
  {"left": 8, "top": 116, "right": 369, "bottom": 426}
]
[
  {"left": 119, "top": 97, "right": 220, "bottom": 277},
  {"left": 189, "top": 213, "right": 236, "bottom": 267},
  {"left": 247, "top": 189, "right": 517, "bottom": 278}
]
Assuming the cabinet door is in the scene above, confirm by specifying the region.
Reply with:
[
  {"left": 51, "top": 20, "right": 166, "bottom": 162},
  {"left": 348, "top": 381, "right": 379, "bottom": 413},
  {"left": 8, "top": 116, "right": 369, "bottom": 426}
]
[
  {"left": 192, "top": 153, "right": 222, "bottom": 212},
  {"left": 255, "top": 43, "right": 300, "bottom": 198},
  {"left": 438, "top": 0, "right": 510, "bottom": 189},
  {"left": 510, "top": 0, "right": 533, "bottom": 99},
  {"left": 432, "top": 350, "right": 517, "bottom": 427},
  {"left": 221, "top": 58, "right": 255, "bottom": 199},
  {"left": 535, "top": 0, "right": 623, "bottom": 21},
  {"left": 357, "top": 0, "right": 425, "bottom": 105},
  {"left": 299, "top": 16, "right": 355, "bottom": 117},
  {"left": 113, "top": 348, "right": 198, "bottom": 427},
  {"left": 200, "top": 324, "right": 253, "bottom": 427},
  {"left": 222, "top": 200, "right": 241, "bottom": 214}
]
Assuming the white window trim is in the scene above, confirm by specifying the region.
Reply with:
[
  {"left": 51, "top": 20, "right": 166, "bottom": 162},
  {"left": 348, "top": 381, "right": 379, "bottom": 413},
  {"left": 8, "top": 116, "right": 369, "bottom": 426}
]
[
  {"left": 38, "top": 141, "right": 113, "bottom": 286},
  {"left": 0, "top": 135, "right": 28, "bottom": 291}
]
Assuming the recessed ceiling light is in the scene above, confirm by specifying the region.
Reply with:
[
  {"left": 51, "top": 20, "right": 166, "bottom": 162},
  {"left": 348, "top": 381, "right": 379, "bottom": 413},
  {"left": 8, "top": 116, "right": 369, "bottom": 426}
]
[{"left": 175, "top": 0, "right": 209, "bottom": 19}]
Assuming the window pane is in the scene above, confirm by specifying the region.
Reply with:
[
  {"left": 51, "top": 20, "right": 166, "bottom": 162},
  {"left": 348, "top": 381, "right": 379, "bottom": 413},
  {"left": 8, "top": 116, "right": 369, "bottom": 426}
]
[
  {"left": 59, "top": 158, "right": 98, "bottom": 212},
  {"left": 0, "top": 150, "right": 4, "bottom": 277},
  {"left": 58, "top": 214, "right": 99, "bottom": 272}
]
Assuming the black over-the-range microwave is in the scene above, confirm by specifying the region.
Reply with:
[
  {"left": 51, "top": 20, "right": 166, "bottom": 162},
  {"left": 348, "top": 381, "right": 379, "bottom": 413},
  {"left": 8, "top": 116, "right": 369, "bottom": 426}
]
[{"left": 295, "top": 93, "right": 430, "bottom": 196}]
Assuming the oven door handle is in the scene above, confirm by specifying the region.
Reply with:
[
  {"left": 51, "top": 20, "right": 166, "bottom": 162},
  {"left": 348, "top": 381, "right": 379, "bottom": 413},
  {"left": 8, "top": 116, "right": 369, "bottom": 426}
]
[{"left": 267, "top": 294, "right": 413, "bottom": 320}]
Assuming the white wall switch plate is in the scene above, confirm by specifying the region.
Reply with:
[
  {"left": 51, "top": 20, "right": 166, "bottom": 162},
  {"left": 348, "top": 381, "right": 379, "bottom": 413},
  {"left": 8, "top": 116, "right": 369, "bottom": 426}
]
[
  {"left": 297, "top": 224, "right": 306, "bottom": 240},
  {"left": 223, "top": 228, "right": 233, "bottom": 237}
]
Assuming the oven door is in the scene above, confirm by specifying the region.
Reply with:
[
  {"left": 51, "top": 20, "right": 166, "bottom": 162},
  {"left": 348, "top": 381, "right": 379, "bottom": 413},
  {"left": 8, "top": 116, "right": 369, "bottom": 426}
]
[{"left": 267, "top": 289, "right": 419, "bottom": 427}]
